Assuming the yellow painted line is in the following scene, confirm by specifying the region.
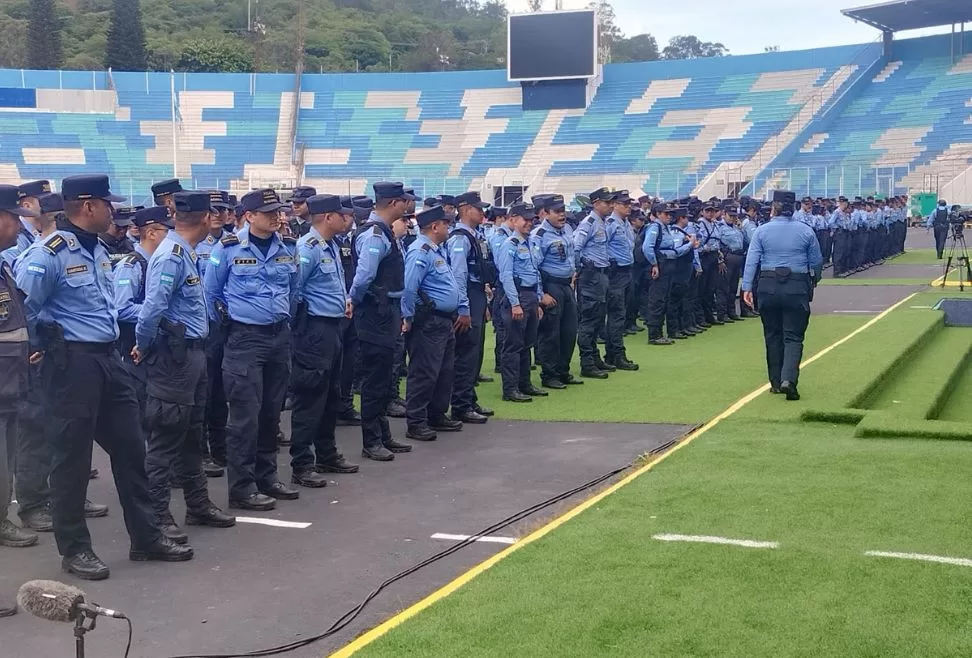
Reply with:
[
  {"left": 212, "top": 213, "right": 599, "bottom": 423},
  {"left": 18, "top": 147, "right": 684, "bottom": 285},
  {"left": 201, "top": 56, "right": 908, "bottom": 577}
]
[{"left": 327, "top": 292, "right": 919, "bottom": 658}]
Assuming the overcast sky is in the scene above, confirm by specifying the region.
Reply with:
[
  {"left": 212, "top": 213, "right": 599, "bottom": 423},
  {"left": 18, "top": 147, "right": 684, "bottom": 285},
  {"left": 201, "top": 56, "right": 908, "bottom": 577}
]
[{"left": 503, "top": 0, "right": 952, "bottom": 55}]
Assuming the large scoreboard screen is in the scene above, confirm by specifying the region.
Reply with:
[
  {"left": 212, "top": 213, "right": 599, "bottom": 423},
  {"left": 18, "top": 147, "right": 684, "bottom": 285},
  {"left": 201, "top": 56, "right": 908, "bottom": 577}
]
[{"left": 508, "top": 10, "right": 597, "bottom": 82}]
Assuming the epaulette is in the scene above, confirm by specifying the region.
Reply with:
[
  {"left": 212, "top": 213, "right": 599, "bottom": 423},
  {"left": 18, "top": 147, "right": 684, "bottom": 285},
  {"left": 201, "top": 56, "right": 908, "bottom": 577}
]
[
  {"left": 121, "top": 253, "right": 138, "bottom": 266},
  {"left": 372, "top": 225, "right": 383, "bottom": 236},
  {"left": 283, "top": 236, "right": 297, "bottom": 246},
  {"left": 171, "top": 243, "right": 184, "bottom": 257},
  {"left": 511, "top": 237, "right": 521, "bottom": 245},
  {"left": 42, "top": 234, "right": 67, "bottom": 255},
  {"left": 535, "top": 228, "right": 546, "bottom": 237},
  {"left": 420, "top": 243, "right": 432, "bottom": 252},
  {"left": 220, "top": 234, "right": 240, "bottom": 247},
  {"left": 306, "top": 237, "right": 320, "bottom": 248},
  {"left": 583, "top": 217, "right": 594, "bottom": 224}
]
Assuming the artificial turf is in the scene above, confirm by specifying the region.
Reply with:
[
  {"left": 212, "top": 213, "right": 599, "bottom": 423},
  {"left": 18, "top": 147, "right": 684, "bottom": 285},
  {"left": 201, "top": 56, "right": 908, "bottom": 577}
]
[
  {"left": 817, "top": 278, "right": 932, "bottom": 287},
  {"left": 475, "top": 314, "right": 866, "bottom": 425},
  {"left": 346, "top": 300, "right": 972, "bottom": 658},
  {"left": 890, "top": 247, "right": 943, "bottom": 265}
]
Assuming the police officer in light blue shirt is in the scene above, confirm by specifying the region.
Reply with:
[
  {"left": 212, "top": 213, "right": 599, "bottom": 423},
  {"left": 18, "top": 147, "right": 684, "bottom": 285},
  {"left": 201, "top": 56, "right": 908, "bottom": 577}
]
[
  {"left": 133, "top": 191, "right": 234, "bottom": 544},
  {"left": 0, "top": 184, "right": 40, "bottom": 268},
  {"left": 195, "top": 191, "right": 233, "bottom": 282},
  {"left": 487, "top": 206, "right": 512, "bottom": 374},
  {"left": 289, "top": 194, "right": 358, "bottom": 487},
  {"left": 717, "top": 209, "right": 746, "bottom": 321},
  {"left": 14, "top": 174, "right": 192, "bottom": 580},
  {"left": 643, "top": 202, "right": 693, "bottom": 344},
  {"left": 792, "top": 197, "right": 814, "bottom": 228},
  {"left": 204, "top": 188, "right": 299, "bottom": 511},
  {"left": 742, "top": 190, "right": 823, "bottom": 401},
  {"left": 399, "top": 206, "right": 462, "bottom": 441},
  {"left": 603, "top": 191, "right": 638, "bottom": 371},
  {"left": 573, "top": 188, "right": 614, "bottom": 377},
  {"left": 496, "top": 203, "right": 546, "bottom": 403}
]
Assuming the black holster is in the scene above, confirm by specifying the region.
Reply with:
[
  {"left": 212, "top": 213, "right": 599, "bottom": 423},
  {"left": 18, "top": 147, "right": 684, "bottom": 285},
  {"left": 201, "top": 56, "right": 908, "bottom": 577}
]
[
  {"left": 294, "top": 301, "right": 309, "bottom": 335},
  {"left": 37, "top": 321, "right": 67, "bottom": 369},
  {"left": 160, "top": 317, "right": 188, "bottom": 363}
]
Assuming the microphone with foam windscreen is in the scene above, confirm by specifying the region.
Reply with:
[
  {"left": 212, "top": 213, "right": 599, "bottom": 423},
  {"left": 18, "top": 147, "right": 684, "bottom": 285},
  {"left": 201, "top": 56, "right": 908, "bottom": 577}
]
[{"left": 17, "top": 579, "right": 127, "bottom": 622}]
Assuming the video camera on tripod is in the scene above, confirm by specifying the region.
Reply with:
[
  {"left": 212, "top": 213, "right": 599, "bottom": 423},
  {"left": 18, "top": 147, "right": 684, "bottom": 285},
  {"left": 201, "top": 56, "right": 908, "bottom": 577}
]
[{"left": 947, "top": 205, "right": 966, "bottom": 238}]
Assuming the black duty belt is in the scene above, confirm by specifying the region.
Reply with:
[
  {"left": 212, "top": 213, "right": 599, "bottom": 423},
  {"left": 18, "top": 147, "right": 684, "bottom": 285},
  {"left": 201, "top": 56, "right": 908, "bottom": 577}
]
[
  {"left": 541, "top": 274, "right": 573, "bottom": 286},
  {"left": 612, "top": 265, "right": 631, "bottom": 272},
  {"left": 230, "top": 320, "right": 289, "bottom": 334},
  {"left": 517, "top": 285, "right": 538, "bottom": 292},
  {"left": 432, "top": 310, "right": 457, "bottom": 320},
  {"left": 65, "top": 341, "right": 115, "bottom": 354},
  {"left": 759, "top": 271, "right": 810, "bottom": 281},
  {"left": 307, "top": 315, "right": 343, "bottom": 325}
]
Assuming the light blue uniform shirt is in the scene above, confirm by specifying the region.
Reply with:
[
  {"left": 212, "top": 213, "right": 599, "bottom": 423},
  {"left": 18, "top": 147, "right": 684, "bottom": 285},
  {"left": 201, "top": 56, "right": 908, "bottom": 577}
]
[
  {"left": 113, "top": 244, "right": 150, "bottom": 326},
  {"left": 195, "top": 230, "right": 228, "bottom": 281},
  {"left": 14, "top": 229, "right": 119, "bottom": 343},
  {"left": 671, "top": 225, "right": 702, "bottom": 270},
  {"left": 531, "top": 220, "right": 575, "bottom": 279},
  {"left": 496, "top": 233, "right": 542, "bottom": 307},
  {"left": 1, "top": 218, "right": 36, "bottom": 268},
  {"left": 605, "top": 212, "right": 634, "bottom": 266},
  {"left": 572, "top": 211, "right": 610, "bottom": 268},
  {"left": 741, "top": 215, "right": 823, "bottom": 292},
  {"left": 446, "top": 223, "right": 478, "bottom": 317},
  {"left": 297, "top": 228, "right": 348, "bottom": 318},
  {"left": 832, "top": 209, "right": 855, "bottom": 230},
  {"left": 718, "top": 220, "right": 745, "bottom": 253},
  {"left": 487, "top": 224, "right": 512, "bottom": 261},
  {"left": 349, "top": 213, "right": 399, "bottom": 306},
  {"left": 695, "top": 218, "right": 722, "bottom": 254},
  {"left": 741, "top": 217, "right": 758, "bottom": 247},
  {"left": 401, "top": 235, "right": 460, "bottom": 320},
  {"left": 204, "top": 225, "right": 297, "bottom": 326},
  {"left": 643, "top": 220, "right": 692, "bottom": 266},
  {"left": 792, "top": 208, "right": 814, "bottom": 228},
  {"left": 136, "top": 232, "right": 209, "bottom": 349}
]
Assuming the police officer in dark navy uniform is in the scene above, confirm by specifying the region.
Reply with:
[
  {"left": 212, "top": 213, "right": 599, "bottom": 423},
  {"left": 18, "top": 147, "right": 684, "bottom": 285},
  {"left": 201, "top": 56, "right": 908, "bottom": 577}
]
[
  {"left": 927, "top": 200, "right": 951, "bottom": 259},
  {"left": 204, "top": 189, "right": 300, "bottom": 510},
  {"left": 447, "top": 191, "right": 493, "bottom": 425},
  {"left": 402, "top": 205, "right": 463, "bottom": 440},
  {"left": 15, "top": 175, "right": 193, "bottom": 580},
  {"left": 134, "top": 191, "right": 235, "bottom": 543},
  {"left": 742, "top": 190, "right": 823, "bottom": 401},
  {"left": 100, "top": 205, "right": 138, "bottom": 264},
  {"left": 290, "top": 194, "right": 359, "bottom": 486},
  {"left": 350, "top": 182, "right": 414, "bottom": 461},
  {"left": 287, "top": 186, "right": 317, "bottom": 237}
]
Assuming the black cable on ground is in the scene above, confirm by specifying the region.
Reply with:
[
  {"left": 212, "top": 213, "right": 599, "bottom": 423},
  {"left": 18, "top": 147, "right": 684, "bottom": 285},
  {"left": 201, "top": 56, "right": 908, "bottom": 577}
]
[{"left": 166, "top": 430, "right": 693, "bottom": 658}]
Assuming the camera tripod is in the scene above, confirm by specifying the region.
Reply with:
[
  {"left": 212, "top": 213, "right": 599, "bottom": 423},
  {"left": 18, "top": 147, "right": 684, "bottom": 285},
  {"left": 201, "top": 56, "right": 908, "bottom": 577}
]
[{"left": 940, "top": 223, "right": 972, "bottom": 291}]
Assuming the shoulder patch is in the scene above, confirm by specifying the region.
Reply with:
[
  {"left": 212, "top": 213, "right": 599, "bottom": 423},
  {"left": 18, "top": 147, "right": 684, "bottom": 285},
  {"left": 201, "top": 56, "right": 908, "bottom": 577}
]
[
  {"left": 511, "top": 237, "right": 521, "bottom": 245},
  {"left": 306, "top": 237, "right": 320, "bottom": 248},
  {"left": 535, "top": 228, "right": 546, "bottom": 238},
  {"left": 583, "top": 217, "right": 594, "bottom": 225},
  {"left": 420, "top": 243, "right": 432, "bottom": 252},
  {"left": 121, "top": 254, "right": 138, "bottom": 266},
  {"left": 171, "top": 243, "right": 184, "bottom": 257},
  {"left": 220, "top": 234, "right": 240, "bottom": 247},
  {"left": 372, "top": 225, "right": 382, "bottom": 236},
  {"left": 282, "top": 236, "right": 297, "bottom": 246},
  {"left": 42, "top": 234, "right": 67, "bottom": 255}
]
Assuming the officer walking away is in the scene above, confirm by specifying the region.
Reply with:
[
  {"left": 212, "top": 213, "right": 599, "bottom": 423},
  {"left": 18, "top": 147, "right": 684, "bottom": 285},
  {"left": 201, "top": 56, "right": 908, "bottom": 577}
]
[
  {"left": 573, "top": 188, "right": 615, "bottom": 378},
  {"left": 496, "top": 203, "right": 546, "bottom": 402},
  {"left": 289, "top": 194, "right": 359, "bottom": 488},
  {"left": 603, "top": 191, "right": 638, "bottom": 371},
  {"left": 742, "top": 191, "right": 823, "bottom": 401},
  {"left": 926, "top": 200, "right": 951, "bottom": 259},
  {"left": 402, "top": 206, "right": 463, "bottom": 440},
  {"left": 349, "top": 182, "right": 414, "bottom": 461},
  {"left": 14, "top": 175, "right": 192, "bottom": 580},
  {"left": 287, "top": 186, "right": 317, "bottom": 237},
  {"left": 134, "top": 191, "right": 235, "bottom": 544},
  {"left": 448, "top": 192, "right": 494, "bottom": 424},
  {"left": 532, "top": 194, "right": 581, "bottom": 389},
  {"left": 204, "top": 189, "right": 300, "bottom": 510}
]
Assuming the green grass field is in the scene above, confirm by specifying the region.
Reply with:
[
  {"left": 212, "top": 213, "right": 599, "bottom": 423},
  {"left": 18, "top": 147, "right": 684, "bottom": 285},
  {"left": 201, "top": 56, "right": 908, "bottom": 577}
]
[{"left": 345, "top": 296, "right": 972, "bottom": 658}]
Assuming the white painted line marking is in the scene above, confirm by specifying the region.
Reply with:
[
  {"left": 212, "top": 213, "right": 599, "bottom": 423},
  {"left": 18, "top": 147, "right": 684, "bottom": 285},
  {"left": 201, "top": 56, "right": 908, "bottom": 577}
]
[
  {"left": 235, "top": 516, "right": 312, "bottom": 529},
  {"left": 910, "top": 305, "right": 933, "bottom": 309},
  {"left": 864, "top": 551, "right": 972, "bottom": 568},
  {"left": 652, "top": 533, "right": 779, "bottom": 549},
  {"left": 431, "top": 533, "right": 517, "bottom": 545}
]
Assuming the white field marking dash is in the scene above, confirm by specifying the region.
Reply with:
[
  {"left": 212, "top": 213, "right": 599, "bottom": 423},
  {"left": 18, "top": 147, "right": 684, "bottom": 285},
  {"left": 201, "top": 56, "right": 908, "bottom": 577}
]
[
  {"left": 652, "top": 533, "right": 779, "bottom": 549},
  {"left": 235, "top": 516, "right": 312, "bottom": 529},
  {"left": 910, "top": 305, "right": 933, "bottom": 309},
  {"left": 864, "top": 551, "right": 972, "bottom": 568},
  {"left": 431, "top": 533, "right": 517, "bottom": 545}
]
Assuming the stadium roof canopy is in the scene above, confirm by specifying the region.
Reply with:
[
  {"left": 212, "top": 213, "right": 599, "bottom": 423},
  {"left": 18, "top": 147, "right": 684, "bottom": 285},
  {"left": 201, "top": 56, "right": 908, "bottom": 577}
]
[{"left": 842, "top": 0, "right": 972, "bottom": 32}]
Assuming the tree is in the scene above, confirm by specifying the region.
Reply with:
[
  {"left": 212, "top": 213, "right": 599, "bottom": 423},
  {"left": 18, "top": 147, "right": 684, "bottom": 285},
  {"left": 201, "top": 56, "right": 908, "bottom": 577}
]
[
  {"left": 27, "top": 0, "right": 62, "bottom": 69},
  {"left": 588, "top": 0, "right": 622, "bottom": 61},
  {"left": 105, "top": 0, "right": 147, "bottom": 70},
  {"left": 613, "top": 33, "right": 659, "bottom": 63},
  {"left": 527, "top": 0, "right": 544, "bottom": 11},
  {"left": 178, "top": 38, "right": 253, "bottom": 73},
  {"left": 661, "top": 35, "right": 728, "bottom": 60},
  {"left": 764, "top": 45, "right": 780, "bottom": 53}
]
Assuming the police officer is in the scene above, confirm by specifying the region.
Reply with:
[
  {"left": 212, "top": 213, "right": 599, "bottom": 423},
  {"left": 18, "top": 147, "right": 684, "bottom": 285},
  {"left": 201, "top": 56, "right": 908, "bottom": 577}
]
[
  {"left": 643, "top": 202, "right": 694, "bottom": 344},
  {"left": 718, "top": 208, "right": 746, "bottom": 322},
  {"left": 532, "top": 194, "right": 580, "bottom": 389},
  {"left": 204, "top": 188, "right": 299, "bottom": 510},
  {"left": 574, "top": 188, "right": 614, "bottom": 378},
  {"left": 0, "top": 183, "right": 42, "bottom": 267},
  {"left": 15, "top": 175, "right": 192, "bottom": 580},
  {"left": 152, "top": 179, "right": 182, "bottom": 214},
  {"left": 350, "top": 182, "right": 414, "bottom": 461},
  {"left": 134, "top": 191, "right": 235, "bottom": 542},
  {"left": 739, "top": 202, "right": 761, "bottom": 317},
  {"left": 742, "top": 191, "right": 823, "bottom": 401},
  {"left": 334, "top": 196, "right": 369, "bottom": 426},
  {"left": 487, "top": 206, "right": 513, "bottom": 374},
  {"left": 696, "top": 200, "right": 723, "bottom": 325},
  {"left": 448, "top": 192, "right": 493, "bottom": 424},
  {"left": 668, "top": 207, "right": 702, "bottom": 336},
  {"left": 101, "top": 206, "right": 137, "bottom": 263},
  {"left": 830, "top": 197, "right": 853, "bottom": 276},
  {"left": 497, "top": 203, "right": 546, "bottom": 402},
  {"left": 401, "top": 205, "right": 463, "bottom": 440},
  {"left": 288, "top": 186, "right": 317, "bottom": 237},
  {"left": 290, "top": 194, "right": 359, "bottom": 486},
  {"left": 604, "top": 191, "right": 638, "bottom": 371},
  {"left": 927, "top": 200, "right": 951, "bottom": 259}
]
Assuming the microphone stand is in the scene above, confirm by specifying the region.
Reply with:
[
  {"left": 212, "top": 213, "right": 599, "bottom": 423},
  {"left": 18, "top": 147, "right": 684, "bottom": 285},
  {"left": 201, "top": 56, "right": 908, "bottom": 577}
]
[{"left": 73, "top": 606, "right": 98, "bottom": 658}]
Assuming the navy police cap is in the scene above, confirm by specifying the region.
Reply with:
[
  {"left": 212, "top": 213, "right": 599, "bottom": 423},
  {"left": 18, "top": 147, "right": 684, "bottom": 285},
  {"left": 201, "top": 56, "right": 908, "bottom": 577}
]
[
  {"left": 456, "top": 191, "right": 489, "bottom": 209},
  {"left": 509, "top": 203, "right": 536, "bottom": 218},
  {"left": 133, "top": 206, "right": 174, "bottom": 228},
  {"left": 173, "top": 191, "right": 213, "bottom": 213},
  {"left": 487, "top": 206, "right": 508, "bottom": 220},
  {"left": 589, "top": 187, "right": 614, "bottom": 203},
  {"left": 307, "top": 194, "right": 353, "bottom": 216},
  {"left": 437, "top": 194, "right": 458, "bottom": 206},
  {"left": 61, "top": 175, "right": 125, "bottom": 203},
  {"left": 651, "top": 201, "right": 672, "bottom": 215},
  {"left": 38, "top": 193, "right": 63, "bottom": 215},
  {"left": 373, "top": 181, "right": 415, "bottom": 201},
  {"left": 18, "top": 180, "right": 51, "bottom": 199},
  {"left": 241, "top": 188, "right": 286, "bottom": 213},
  {"left": 209, "top": 190, "right": 231, "bottom": 210},
  {"left": 772, "top": 190, "right": 796, "bottom": 205},
  {"left": 0, "top": 184, "right": 38, "bottom": 216},
  {"left": 112, "top": 205, "right": 143, "bottom": 226},
  {"left": 352, "top": 195, "right": 374, "bottom": 210},
  {"left": 288, "top": 186, "right": 317, "bottom": 203},
  {"left": 423, "top": 197, "right": 440, "bottom": 209},
  {"left": 416, "top": 205, "right": 447, "bottom": 228},
  {"left": 151, "top": 178, "right": 182, "bottom": 198}
]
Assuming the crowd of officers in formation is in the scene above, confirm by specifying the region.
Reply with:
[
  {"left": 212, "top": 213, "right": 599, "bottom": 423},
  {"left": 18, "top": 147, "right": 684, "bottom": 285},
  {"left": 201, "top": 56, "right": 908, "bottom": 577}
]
[{"left": 0, "top": 172, "right": 912, "bottom": 608}]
